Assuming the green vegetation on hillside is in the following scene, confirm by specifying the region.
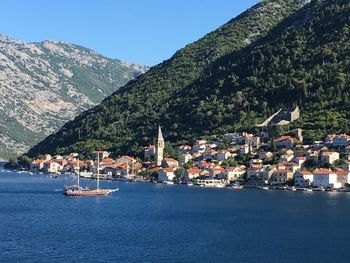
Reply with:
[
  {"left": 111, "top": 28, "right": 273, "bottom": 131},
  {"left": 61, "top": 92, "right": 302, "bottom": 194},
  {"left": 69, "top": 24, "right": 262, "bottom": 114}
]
[{"left": 28, "top": 0, "right": 349, "bottom": 158}]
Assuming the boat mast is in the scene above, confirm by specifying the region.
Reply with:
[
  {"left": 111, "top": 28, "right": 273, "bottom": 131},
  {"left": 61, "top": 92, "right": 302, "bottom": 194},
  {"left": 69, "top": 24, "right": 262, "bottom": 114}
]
[
  {"left": 126, "top": 161, "right": 129, "bottom": 179},
  {"left": 97, "top": 152, "right": 100, "bottom": 189},
  {"left": 132, "top": 161, "right": 135, "bottom": 179},
  {"left": 77, "top": 158, "right": 80, "bottom": 187}
]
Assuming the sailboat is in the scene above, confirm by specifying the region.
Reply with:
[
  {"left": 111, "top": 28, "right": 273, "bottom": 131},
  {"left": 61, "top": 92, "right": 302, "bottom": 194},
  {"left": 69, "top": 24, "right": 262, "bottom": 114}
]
[{"left": 65, "top": 153, "right": 118, "bottom": 196}]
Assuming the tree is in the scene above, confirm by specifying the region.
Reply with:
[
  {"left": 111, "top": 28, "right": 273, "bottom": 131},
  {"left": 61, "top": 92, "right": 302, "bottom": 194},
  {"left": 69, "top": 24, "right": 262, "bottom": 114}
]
[
  {"left": 174, "top": 167, "right": 186, "bottom": 180},
  {"left": 18, "top": 155, "right": 33, "bottom": 169},
  {"left": 4, "top": 158, "right": 18, "bottom": 170},
  {"left": 271, "top": 137, "right": 277, "bottom": 152},
  {"left": 221, "top": 158, "right": 238, "bottom": 168}
]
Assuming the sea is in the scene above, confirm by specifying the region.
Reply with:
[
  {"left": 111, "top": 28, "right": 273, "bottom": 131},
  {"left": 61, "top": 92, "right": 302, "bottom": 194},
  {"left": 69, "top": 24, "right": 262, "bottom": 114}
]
[{"left": 1, "top": 169, "right": 350, "bottom": 263}]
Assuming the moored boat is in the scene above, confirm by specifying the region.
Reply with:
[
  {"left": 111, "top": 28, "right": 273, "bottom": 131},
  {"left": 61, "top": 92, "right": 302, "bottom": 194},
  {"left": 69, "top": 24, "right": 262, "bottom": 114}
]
[
  {"left": 232, "top": 184, "right": 243, "bottom": 190},
  {"left": 64, "top": 153, "right": 118, "bottom": 197},
  {"left": 65, "top": 186, "right": 118, "bottom": 196},
  {"left": 193, "top": 178, "right": 226, "bottom": 188}
]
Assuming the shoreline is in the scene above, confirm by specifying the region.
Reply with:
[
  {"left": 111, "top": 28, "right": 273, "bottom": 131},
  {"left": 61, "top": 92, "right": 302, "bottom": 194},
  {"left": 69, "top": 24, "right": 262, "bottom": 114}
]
[{"left": 5, "top": 169, "right": 350, "bottom": 193}]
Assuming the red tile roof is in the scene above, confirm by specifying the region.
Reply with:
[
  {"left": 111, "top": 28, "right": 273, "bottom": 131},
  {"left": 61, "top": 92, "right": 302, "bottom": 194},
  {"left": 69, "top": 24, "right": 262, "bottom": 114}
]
[
  {"left": 298, "top": 170, "right": 313, "bottom": 175},
  {"left": 164, "top": 158, "right": 178, "bottom": 162},
  {"left": 314, "top": 169, "right": 335, "bottom": 175},
  {"left": 187, "top": 168, "right": 202, "bottom": 174}
]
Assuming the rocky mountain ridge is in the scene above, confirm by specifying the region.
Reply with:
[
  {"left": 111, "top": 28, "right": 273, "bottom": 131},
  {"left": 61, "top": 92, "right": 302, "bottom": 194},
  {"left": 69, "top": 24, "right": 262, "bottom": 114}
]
[{"left": 0, "top": 34, "right": 147, "bottom": 159}]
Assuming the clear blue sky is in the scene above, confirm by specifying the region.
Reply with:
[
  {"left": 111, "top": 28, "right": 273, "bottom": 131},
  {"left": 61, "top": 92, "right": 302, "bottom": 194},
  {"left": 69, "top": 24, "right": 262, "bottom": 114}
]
[{"left": 1, "top": 0, "right": 260, "bottom": 66}]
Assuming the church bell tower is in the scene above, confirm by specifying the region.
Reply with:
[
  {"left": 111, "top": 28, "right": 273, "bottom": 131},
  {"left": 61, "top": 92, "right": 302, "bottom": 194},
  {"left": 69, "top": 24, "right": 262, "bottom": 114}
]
[{"left": 155, "top": 126, "right": 164, "bottom": 166}]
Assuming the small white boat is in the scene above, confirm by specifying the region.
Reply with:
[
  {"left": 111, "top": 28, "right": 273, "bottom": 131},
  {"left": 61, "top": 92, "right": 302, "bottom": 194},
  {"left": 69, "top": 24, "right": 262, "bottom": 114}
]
[
  {"left": 193, "top": 179, "right": 225, "bottom": 188},
  {"left": 164, "top": 181, "right": 174, "bottom": 185},
  {"left": 262, "top": 186, "right": 269, "bottom": 190},
  {"left": 187, "top": 183, "right": 194, "bottom": 186},
  {"left": 232, "top": 185, "right": 243, "bottom": 190}
]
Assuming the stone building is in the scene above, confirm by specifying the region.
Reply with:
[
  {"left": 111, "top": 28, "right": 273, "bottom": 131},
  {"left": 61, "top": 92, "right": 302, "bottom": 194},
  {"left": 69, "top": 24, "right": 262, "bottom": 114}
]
[{"left": 155, "top": 126, "right": 165, "bottom": 166}]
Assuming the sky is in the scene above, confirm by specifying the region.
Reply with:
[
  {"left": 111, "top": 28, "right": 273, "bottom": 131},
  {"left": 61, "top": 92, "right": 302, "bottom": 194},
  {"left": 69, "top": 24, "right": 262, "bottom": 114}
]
[{"left": 1, "top": 0, "right": 260, "bottom": 66}]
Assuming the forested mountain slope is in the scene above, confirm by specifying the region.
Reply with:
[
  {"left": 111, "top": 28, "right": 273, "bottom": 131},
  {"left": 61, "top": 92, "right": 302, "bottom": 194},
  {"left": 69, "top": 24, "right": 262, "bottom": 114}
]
[{"left": 28, "top": 0, "right": 338, "bottom": 158}]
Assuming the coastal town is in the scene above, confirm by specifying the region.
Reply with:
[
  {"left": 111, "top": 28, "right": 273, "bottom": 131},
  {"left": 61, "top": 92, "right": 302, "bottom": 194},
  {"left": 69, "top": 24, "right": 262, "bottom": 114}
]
[{"left": 26, "top": 121, "right": 350, "bottom": 192}]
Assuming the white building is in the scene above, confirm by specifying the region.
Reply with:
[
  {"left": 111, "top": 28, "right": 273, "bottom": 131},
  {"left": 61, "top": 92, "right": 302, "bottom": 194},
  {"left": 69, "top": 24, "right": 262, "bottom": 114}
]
[
  {"left": 313, "top": 169, "right": 341, "bottom": 189},
  {"left": 294, "top": 157, "right": 306, "bottom": 168},
  {"left": 239, "top": 144, "right": 251, "bottom": 155},
  {"left": 223, "top": 166, "right": 246, "bottom": 181},
  {"left": 179, "top": 153, "right": 192, "bottom": 165},
  {"left": 321, "top": 152, "right": 340, "bottom": 164},
  {"left": 294, "top": 170, "right": 313, "bottom": 187},
  {"left": 216, "top": 150, "right": 232, "bottom": 161},
  {"left": 158, "top": 168, "right": 175, "bottom": 182},
  {"left": 247, "top": 166, "right": 272, "bottom": 180},
  {"left": 184, "top": 168, "right": 203, "bottom": 181}
]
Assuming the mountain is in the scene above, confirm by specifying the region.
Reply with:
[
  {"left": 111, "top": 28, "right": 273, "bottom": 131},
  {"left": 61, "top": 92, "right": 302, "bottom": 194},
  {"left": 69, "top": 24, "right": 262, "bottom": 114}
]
[
  {"left": 0, "top": 35, "right": 147, "bottom": 159},
  {"left": 28, "top": 0, "right": 348, "bottom": 158}
]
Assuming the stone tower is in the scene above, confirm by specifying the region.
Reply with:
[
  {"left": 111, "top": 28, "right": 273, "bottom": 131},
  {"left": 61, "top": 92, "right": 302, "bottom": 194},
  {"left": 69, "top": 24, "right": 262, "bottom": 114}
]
[
  {"left": 293, "top": 128, "right": 303, "bottom": 143},
  {"left": 155, "top": 126, "right": 164, "bottom": 166}
]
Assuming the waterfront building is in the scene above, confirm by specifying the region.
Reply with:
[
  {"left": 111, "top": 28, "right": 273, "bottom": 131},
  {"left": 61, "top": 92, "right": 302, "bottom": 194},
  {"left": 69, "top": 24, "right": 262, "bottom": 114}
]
[
  {"left": 269, "top": 169, "right": 293, "bottom": 184},
  {"left": 43, "top": 160, "right": 62, "bottom": 173},
  {"left": 184, "top": 168, "right": 203, "bottom": 182},
  {"left": 247, "top": 166, "right": 273, "bottom": 180},
  {"left": 335, "top": 169, "right": 350, "bottom": 187},
  {"left": 30, "top": 159, "right": 45, "bottom": 171},
  {"left": 155, "top": 126, "right": 164, "bottom": 166},
  {"left": 294, "top": 170, "right": 313, "bottom": 187},
  {"left": 222, "top": 166, "right": 246, "bottom": 181},
  {"left": 158, "top": 168, "right": 175, "bottom": 182},
  {"left": 313, "top": 169, "right": 341, "bottom": 189}
]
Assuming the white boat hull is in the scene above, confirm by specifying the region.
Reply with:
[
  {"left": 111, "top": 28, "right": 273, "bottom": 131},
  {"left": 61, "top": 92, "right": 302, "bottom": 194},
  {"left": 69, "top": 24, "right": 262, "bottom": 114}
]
[{"left": 65, "top": 188, "right": 118, "bottom": 196}]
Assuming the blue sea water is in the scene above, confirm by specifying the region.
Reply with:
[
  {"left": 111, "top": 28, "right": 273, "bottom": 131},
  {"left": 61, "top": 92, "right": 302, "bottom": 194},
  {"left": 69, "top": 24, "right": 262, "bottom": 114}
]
[{"left": 1, "top": 170, "right": 350, "bottom": 263}]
